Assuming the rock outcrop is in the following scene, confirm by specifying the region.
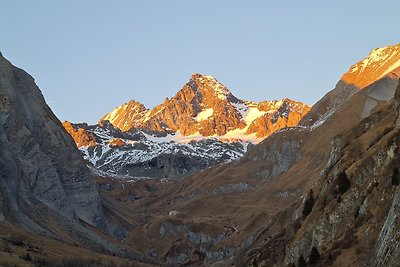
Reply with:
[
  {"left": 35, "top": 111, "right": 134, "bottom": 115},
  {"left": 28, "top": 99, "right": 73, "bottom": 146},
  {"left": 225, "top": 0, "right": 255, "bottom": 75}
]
[
  {"left": 63, "top": 121, "right": 97, "bottom": 147},
  {"left": 101, "top": 99, "right": 148, "bottom": 132},
  {"left": 0, "top": 52, "right": 159, "bottom": 265},
  {"left": 342, "top": 44, "right": 400, "bottom": 88}
]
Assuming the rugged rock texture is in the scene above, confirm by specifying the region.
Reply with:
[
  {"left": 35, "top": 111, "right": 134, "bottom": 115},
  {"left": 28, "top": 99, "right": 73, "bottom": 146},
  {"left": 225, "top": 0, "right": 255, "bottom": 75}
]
[
  {"left": 342, "top": 44, "right": 400, "bottom": 88},
  {"left": 67, "top": 74, "right": 309, "bottom": 178},
  {"left": 102, "top": 99, "right": 148, "bottom": 131},
  {"left": 100, "top": 74, "right": 310, "bottom": 137},
  {"left": 301, "top": 43, "right": 400, "bottom": 128},
  {"left": 64, "top": 121, "right": 250, "bottom": 178},
  {"left": 63, "top": 121, "right": 97, "bottom": 147},
  {"left": 0, "top": 52, "right": 153, "bottom": 264},
  {"left": 281, "top": 82, "right": 400, "bottom": 267},
  {"left": 0, "top": 52, "right": 101, "bottom": 227},
  {"left": 246, "top": 99, "right": 308, "bottom": 137}
]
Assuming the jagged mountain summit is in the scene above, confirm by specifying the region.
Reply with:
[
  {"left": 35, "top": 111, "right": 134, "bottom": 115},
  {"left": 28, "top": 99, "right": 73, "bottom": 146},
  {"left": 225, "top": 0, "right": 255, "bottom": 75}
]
[
  {"left": 102, "top": 73, "right": 310, "bottom": 138},
  {"left": 65, "top": 74, "right": 310, "bottom": 178},
  {"left": 301, "top": 43, "right": 400, "bottom": 127},
  {"left": 0, "top": 52, "right": 101, "bottom": 227}
]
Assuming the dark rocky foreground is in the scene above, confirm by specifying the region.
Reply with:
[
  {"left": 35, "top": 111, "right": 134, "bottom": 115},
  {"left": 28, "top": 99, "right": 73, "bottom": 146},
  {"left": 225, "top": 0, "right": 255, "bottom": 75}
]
[
  {"left": 0, "top": 52, "right": 100, "bottom": 227},
  {"left": 0, "top": 52, "right": 153, "bottom": 265}
]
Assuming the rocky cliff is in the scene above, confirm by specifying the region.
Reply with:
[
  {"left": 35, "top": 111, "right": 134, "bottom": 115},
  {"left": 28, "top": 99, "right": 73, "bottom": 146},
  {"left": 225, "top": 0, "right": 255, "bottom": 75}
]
[
  {"left": 342, "top": 44, "right": 400, "bottom": 88},
  {"left": 0, "top": 52, "right": 153, "bottom": 264},
  {"left": 0, "top": 52, "right": 102, "bottom": 227},
  {"left": 286, "top": 81, "right": 400, "bottom": 266}
]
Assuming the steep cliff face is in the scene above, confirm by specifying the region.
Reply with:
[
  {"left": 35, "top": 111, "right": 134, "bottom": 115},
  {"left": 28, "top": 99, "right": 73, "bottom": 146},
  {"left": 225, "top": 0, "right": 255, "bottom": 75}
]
[
  {"left": 0, "top": 52, "right": 163, "bottom": 265},
  {"left": 63, "top": 121, "right": 97, "bottom": 147},
  {"left": 0, "top": 53, "right": 102, "bottom": 228}
]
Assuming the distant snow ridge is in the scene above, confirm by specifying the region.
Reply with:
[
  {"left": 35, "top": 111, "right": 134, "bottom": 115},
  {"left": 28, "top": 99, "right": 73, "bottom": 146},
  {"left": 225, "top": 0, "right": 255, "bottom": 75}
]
[{"left": 74, "top": 123, "right": 250, "bottom": 178}]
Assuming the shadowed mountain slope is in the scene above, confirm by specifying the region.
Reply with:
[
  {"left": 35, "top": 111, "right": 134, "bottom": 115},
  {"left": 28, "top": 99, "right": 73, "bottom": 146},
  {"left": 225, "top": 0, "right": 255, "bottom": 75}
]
[{"left": 0, "top": 52, "right": 153, "bottom": 265}]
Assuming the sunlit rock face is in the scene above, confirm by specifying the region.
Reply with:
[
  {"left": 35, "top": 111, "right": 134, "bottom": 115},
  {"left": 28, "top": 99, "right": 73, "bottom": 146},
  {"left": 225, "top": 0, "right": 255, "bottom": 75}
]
[
  {"left": 342, "top": 44, "right": 400, "bottom": 89},
  {"left": 66, "top": 74, "right": 310, "bottom": 178},
  {"left": 65, "top": 43, "right": 400, "bottom": 180},
  {"left": 300, "top": 43, "right": 400, "bottom": 128},
  {"left": 100, "top": 73, "right": 310, "bottom": 139}
]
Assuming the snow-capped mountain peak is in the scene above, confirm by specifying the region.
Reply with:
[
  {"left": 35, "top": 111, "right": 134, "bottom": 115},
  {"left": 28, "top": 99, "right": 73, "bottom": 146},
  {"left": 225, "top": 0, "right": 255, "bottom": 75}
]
[
  {"left": 98, "top": 74, "right": 310, "bottom": 138},
  {"left": 343, "top": 43, "right": 400, "bottom": 88},
  {"left": 190, "top": 73, "right": 233, "bottom": 101},
  {"left": 66, "top": 74, "right": 310, "bottom": 178}
]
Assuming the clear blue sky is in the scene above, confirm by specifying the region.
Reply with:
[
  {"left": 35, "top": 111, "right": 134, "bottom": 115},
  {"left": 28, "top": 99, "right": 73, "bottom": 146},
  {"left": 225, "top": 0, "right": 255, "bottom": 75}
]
[{"left": 1, "top": 1, "right": 399, "bottom": 124}]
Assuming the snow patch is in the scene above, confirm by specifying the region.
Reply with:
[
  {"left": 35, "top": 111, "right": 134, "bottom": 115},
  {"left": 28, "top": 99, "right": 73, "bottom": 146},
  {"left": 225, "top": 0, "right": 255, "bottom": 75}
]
[
  {"left": 195, "top": 108, "right": 214, "bottom": 121},
  {"left": 231, "top": 102, "right": 268, "bottom": 128},
  {"left": 244, "top": 108, "right": 268, "bottom": 125},
  {"left": 219, "top": 128, "right": 260, "bottom": 143},
  {"left": 273, "top": 100, "right": 284, "bottom": 109},
  {"left": 359, "top": 46, "right": 400, "bottom": 72},
  {"left": 379, "top": 59, "right": 400, "bottom": 79},
  {"left": 310, "top": 112, "right": 334, "bottom": 130}
]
